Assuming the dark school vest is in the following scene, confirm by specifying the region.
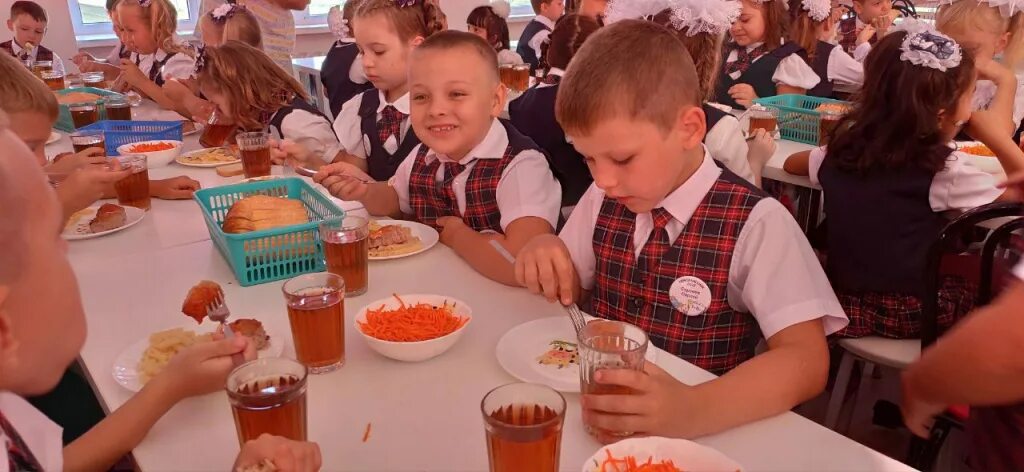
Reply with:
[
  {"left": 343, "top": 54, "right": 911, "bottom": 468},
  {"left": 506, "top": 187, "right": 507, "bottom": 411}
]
[
  {"left": 268, "top": 97, "right": 335, "bottom": 141},
  {"left": 320, "top": 41, "right": 373, "bottom": 118},
  {"left": 714, "top": 42, "right": 803, "bottom": 110},
  {"left": 357, "top": 90, "right": 421, "bottom": 181},
  {"left": 516, "top": 18, "right": 552, "bottom": 73},
  {"left": 132, "top": 51, "right": 178, "bottom": 87},
  {"left": 801, "top": 41, "right": 836, "bottom": 98},
  {"left": 0, "top": 40, "right": 52, "bottom": 62}
]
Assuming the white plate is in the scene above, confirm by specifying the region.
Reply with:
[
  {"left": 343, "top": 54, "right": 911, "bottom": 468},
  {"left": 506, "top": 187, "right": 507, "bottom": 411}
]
[
  {"left": 369, "top": 219, "right": 440, "bottom": 261},
  {"left": 62, "top": 204, "right": 146, "bottom": 240},
  {"left": 496, "top": 316, "right": 657, "bottom": 393},
  {"left": 954, "top": 141, "right": 1003, "bottom": 174},
  {"left": 582, "top": 437, "right": 743, "bottom": 472},
  {"left": 47, "top": 131, "right": 61, "bottom": 145},
  {"left": 175, "top": 147, "right": 240, "bottom": 168},
  {"left": 112, "top": 322, "right": 286, "bottom": 392}
]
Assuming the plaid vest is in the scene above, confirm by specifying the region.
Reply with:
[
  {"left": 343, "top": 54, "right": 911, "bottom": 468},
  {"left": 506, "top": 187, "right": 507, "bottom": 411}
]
[
  {"left": 0, "top": 410, "right": 43, "bottom": 472},
  {"left": 358, "top": 90, "right": 421, "bottom": 182},
  {"left": 591, "top": 169, "right": 767, "bottom": 375},
  {"left": 0, "top": 40, "right": 52, "bottom": 62},
  {"left": 407, "top": 120, "right": 536, "bottom": 233},
  {"left": 838, "top": 16, "right": 874, "bottom": 56}
]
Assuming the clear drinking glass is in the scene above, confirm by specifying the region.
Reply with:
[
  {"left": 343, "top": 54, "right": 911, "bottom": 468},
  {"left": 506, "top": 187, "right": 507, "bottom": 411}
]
[
  {"left": 70, "top": 130, "right": 105, "bottom": 154},
  {"left": 104, "top": 95, "right": 132, "bottom": 120},
  {"left": 481, "top": 382, "right": 566, "bottom": 472},
  {"left": 69, "top": 102, "right": 99, "bottom": 129},
  {"left": 236, "top": 130, "right": 272, "bottom": 178},
  {"left": 320, "top": 216, "right": 370, "bottom": 296},
  {"left": 40, "top": 70, "right": 65, "bottom": 91},
  {"left": 282, "top": 273, "right": 346, "bottom": 374},
  {"left": 112, "top": 154, "right": 151, "bottom": 211},
  {"left": 578, "top": 320, "right": 649, "bottom": 437},
  {"left": 226, "top": 358, "right": 309, "bottom": 445},
  {"left": 747, "top": 105, "right": 779, "bottom": 135}
]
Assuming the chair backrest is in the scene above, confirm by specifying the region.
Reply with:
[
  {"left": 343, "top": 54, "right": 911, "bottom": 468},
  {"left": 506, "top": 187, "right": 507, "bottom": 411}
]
[
  {"left": 979, "top": 217, "right": 1024, "bottom": 305},
  {"left": 921, "top": 202, "right": 1024, "bottom": 347}
]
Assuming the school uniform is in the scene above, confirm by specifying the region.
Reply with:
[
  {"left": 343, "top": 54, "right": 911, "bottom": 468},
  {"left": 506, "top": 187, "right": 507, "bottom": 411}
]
[
  {"left": 320, "top": 39, "right": 373, "bottom": 118},
  {"left": 560, "top": 150, "right": 847, "bottom": 374},
  {"left": 0, "top": 392, "right": 64, "bottom": 472},
  {"left": 516, "top": 15, "right": 555, "bottom": 73},
  {"left": 808, "top": 145, "right": 1002, "bottom": 338},
  {"left": 391, "top": 118, "right": 562, "bottom": 233},
  {"left": 972, "top": 71, "right": 1024, "bottom": 133},
  {"left": 105, "top": 40, "right": 131, "bottom": 64},
  {"left": 714, "top": 41, "right": 820, "bottom": 110},
  {"left": 509, "top": 69, "right": 592, "bottom": 207},
  {"left": 268, "top": 96, "right": 339, "bottom": 157},
  {"left": 703, "top": 103, "right": 756, "bottom": 185},
  {"left": 838, "top": 16, "right": 876, "bottom": 60},
  {"left": 798, "top": 41, "right": 864, "bottom": 98},
  {"left": 333, "top": 90, "right": 419, "bottom": 182},
  {"left": 129, "top": 48, "right": 195, "bottom": 88},
  {"left": 1, "top": 39, "right": 63, "bottom": 73}
]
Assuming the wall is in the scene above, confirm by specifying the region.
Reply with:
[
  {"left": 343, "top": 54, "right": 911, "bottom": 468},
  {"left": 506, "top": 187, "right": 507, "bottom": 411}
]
[{"left": 15, "top": 0, "right": 532, "bottom": 64}]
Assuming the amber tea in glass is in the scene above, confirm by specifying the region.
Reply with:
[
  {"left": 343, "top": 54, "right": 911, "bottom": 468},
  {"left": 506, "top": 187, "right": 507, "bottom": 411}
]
[
  {"left": 227, "top": 358, "right": 309, "bottom": 445},
  {"left": 112, "top": 154, "right": 151, "bottom": 210},
  {"left": 283, "top": 273, "right": 346, "bottom": 374},
  {"left": 482, "top": 383, "right": 566, "bottom": 472},
  {"left": 320, "top": 216, "right": 370, "bottom": 296}
]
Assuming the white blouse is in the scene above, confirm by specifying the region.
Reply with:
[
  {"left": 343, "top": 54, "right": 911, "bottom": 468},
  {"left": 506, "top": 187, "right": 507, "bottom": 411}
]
[
  {"left": 725, "top": 42, "right": 821, "bottom": 90},
  {"left": 272, "top": 108, "right": 340, "bottom": 163},
  {"left": 971, "top": 70, "right": 1024, "bottom": 131},
  {"left": 0, "top": 392, "right": 63, "bottom": 472},
  {"left": 130, "top": 48, "right": 196, "bottom": 82},
  {"left": 704, "top": 111, "right": 756, "bottom": 184},
  {"left": 826, "top": 46, "right": 865, "bottom": 92}
]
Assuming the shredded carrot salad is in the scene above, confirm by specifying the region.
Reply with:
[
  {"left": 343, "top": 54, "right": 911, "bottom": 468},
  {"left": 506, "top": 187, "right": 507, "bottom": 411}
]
[
  {"left": 358, "top": 294, "right": 468, "bottom": 342},
  {"left": 129, "top": 142, "right": 176, "bottom": 152},
  {"left": 362, "top": 423, "right": 372, "bottom": 443},
  {"left": 597, "top": 450, "right": 684, "bottom": 472},
  {"left": 961, "top": 144, "right": 995, "bottom": 157}
]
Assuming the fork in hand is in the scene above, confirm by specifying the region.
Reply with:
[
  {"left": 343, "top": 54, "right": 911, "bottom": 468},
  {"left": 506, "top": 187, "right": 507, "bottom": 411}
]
[{"left": 205, "top": 290, "right": 247, "bottom": 366}]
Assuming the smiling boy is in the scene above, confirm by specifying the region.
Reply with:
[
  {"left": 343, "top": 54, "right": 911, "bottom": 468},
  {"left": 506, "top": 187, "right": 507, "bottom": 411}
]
[
  {"left": 2, "top": 1, "right": 64, "bottom": 72},
  {"left": 515, "top": 20, "right": 847, "bottom": 442}
]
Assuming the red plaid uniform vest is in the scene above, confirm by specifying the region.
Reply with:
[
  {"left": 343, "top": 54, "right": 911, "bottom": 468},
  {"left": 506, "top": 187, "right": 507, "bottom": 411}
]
[
  {"left": 408, "top": 121, "right": 534, "bottom": 233},
  {"left": 0, "top": 410, "right": 43, "bottom": 471},
  {"left": 838, "top": 17, "right": 873, "bottom": 56},
  {"left": 591, "top": 170, "right": 766, "bottom": 375},
  {"left": 0, "top": 40, "right": 52, "bottom": 62}
]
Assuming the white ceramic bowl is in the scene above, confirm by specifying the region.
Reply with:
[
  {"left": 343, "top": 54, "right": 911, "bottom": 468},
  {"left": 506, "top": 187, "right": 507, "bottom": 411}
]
[
  {"left": 582, "top": 437, "right": 743, "bottom": 472},
  {"left": 117, "top": 140, "right": 183, "bottom": 168},
  {"left": 354, "top": 294, "right": 472, "bottom": 362}
]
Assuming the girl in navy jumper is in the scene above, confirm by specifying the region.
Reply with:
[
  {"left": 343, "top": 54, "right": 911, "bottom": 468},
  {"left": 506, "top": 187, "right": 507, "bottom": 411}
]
[
  {"left": 116, "top": 0, "right": 197, "bottom": 111},
  {"left": 785, "top": 21, "right": 1024, "bottom": 339},
  {"left": 509, "top": 13, "right": 600, "bottom": 209},
  {"left": 715, "top": 0, "right": 820, "bottom": 110},
  {"left": 467, "top": 1, "right": 512, "bottom": 53},
  {"left": 787, "top": 0, "right": 864, "bottom": 98},
  {"left": 321, "top": 0, "right": 373, "bottom": 118}
]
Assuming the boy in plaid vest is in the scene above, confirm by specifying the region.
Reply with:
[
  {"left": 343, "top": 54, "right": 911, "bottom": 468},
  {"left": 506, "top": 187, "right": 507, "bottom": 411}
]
[
  {"left": 515, "top": 20, "right": 847, "bottom": 442},
  {"left": 316, "top": 31, "right": 561, "bottom": 285}
]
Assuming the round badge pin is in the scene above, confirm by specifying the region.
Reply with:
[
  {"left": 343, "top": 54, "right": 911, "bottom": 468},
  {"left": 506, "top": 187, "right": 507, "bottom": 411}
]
[{"left": 669, "top": 276, "right": 712, "bottom": 316}]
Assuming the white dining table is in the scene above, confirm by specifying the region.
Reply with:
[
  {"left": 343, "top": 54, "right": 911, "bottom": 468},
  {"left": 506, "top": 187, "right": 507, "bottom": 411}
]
[{"left": 51, "top": 102, "right": 913, "bottom": 472}]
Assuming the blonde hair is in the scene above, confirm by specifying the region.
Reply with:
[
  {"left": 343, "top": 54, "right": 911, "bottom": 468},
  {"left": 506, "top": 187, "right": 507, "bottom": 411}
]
[
  {"left": 355, "top": 0, "right": 447, "bottom": 41},
  {"left": 343, "top": 0, "right": 364, "bottom": 36},
  {"left": 118, "top": 0, "right": 192, "bottom": 55},
  {"left": 0, "top": 53, "right": 58, "bottom": 120},
  {"left": 557, "top": 19, "right": 701, "bottom": 135},
  {"left": 197, "top": 41, "right": 309, "bottom": 131},
  {"left": 201, "top": 7, "right": 263, "bottom": 49},
  {"left": 787, "top": 0, "right": 821, "bottom": 65},
  {"left": 649, "top": 10, "right": 723, "bottom": 104},
  {"left": 936, "top": 0, "right": 1024, "bottom": 67}
]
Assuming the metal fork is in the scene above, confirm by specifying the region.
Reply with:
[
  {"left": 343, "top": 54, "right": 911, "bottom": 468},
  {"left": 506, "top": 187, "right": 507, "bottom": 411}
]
[
  {"left": 488, "top": 240, "right": 587, "bottom": 337},
  {"left": 206, "top": 291, "right": 247, "bottom": 366}
]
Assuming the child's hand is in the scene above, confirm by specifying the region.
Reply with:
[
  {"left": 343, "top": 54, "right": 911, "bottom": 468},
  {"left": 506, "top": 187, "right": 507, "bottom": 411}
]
[
  {"left": 746, "top": 128, "right": 776, "bottom": 173},
  {"left": 46, "top": 147, "right": 107, "bottom": 175},
  {"left": 58, "top": 166, "right": 132, "bottom": 214},
  {"left": 234, "top": 434, "right": 322, "bottom": 472},
  {"left": 151, "top": 335, "right": 256, "bottom": 401},
  {"left": 872, "top": 12, "right": 896, "bottom": 37},
  {"left": 856, "top": 25, "right": 877, "bottom": 46},
  {"left": 728, "top": 84, "right": 758, "bottom": 109},
  {"left": 976, "top": 58, "right": 1015, "bottom": 85},
  {"left": 270, "top": 138, "right": 329, "bottom": 172},
  {"left": 436, "top": 216, "right": 470, "bottom": 247},
  {"left": 72, "top": 51, "right": 97, "bottom": 67},
  {"left": 514, "top": 234, "right": 577, "bottom": 305},
  {"left": 150, "top": 176, "right": 201, "bottom": 200},
  {"left": 900, "top": 373, "right": 946, "bottom": 438},
  {"left": 581, "top": 362, "right": 697, "bottom": 443},
  {"left": 314, "top": 163, "right": 370, "bottom": 201},
  {"left": 119, "top": 59, "right": 149, "bottom": 87}
]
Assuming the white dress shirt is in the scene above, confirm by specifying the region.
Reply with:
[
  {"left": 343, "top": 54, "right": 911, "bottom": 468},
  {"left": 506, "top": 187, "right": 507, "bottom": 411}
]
[
  {"left": 807, "top": 146, "right": 1004, "bottom": 211},
  {"left": 104, "top": 40, "right": 128, "bottom": 64},
  {"left": 560, "top": 150, "right": 848, "bottom": 338},
  {"left": 0, "top": 392, "right": 63, "bottom": 472},
  {"left": 9, "top": 40, "right": 63, "bottom": 74},
  {"left": 826, "top": 46, "right": 865, "bottom": 92},
  {"left": 1015, "top": 260, "right": 1024, "bottom": 281},
  {"left": 725, "top": 41, "right": 821, "bottom": 90},
  {"left": 527, "top": 16, "right": 556, "bottom": 60},
  {"left": 972, "top": 71, "right": 1024, "bottom": 131},
  {"left": 333, "top": 90, "right": 411, "bottom": 160},
  {"left": 704, "top": 109, "right": 756, "bottom": 184},
  {"left": 390, "top": 119, "right": 562, "bottom": 230},
  {"left": 130, "top": 48, "right": 196, "bottom": 83},
  {"left": 272, "top": 107, "right": 341, "bottom": 160}
]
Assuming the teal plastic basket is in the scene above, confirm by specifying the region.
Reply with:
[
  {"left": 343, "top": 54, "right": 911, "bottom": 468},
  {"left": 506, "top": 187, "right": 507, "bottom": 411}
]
[
  {"left": 55, "top": 87, "right": 124, "bottom": 132},
  {"left": 193, "top": 178, "right": 345, "bottom": 286},
  {"left": 752, "top": 95, "right": 850, "bottom": 145}
]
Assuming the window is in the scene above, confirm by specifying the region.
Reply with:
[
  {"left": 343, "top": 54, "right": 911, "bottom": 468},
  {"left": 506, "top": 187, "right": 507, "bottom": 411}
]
[
  {"left": 509, "top": 0, "right": 534, "bottom": 17},
  {"left": 69, "top": 0, "right": 199, "bottom": 38}
]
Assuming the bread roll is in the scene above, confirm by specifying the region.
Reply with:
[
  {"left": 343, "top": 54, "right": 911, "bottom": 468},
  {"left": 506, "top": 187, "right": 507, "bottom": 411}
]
[{"left": 222, "top": 195, "right": 309, "bottom": 234}]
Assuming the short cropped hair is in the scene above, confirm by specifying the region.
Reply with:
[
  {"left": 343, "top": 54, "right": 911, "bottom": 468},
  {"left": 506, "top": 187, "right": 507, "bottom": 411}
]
[
  {"left": 10, "top": 1, "right": 46, "bottom": 23},
  {"left": 413, "top": 30, "right": 499, "bottom": 82},
  {"left": 0, "top": 113, "right": 31, "bottom": 285},
  {"left": 0, "top": 53, "right": 59, "bottom": 120},
  {"left": 556, "top": 19, "right": 700, "bottom": 135},
  {"left": 531, "top": 0, "right": 553, "bottom": 14}
]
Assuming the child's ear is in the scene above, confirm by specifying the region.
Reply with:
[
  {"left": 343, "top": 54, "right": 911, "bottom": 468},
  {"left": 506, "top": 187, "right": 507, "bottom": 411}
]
[
  {"left": 490, "top": 80, "right": 507, "bottom": 117},
  {"left": 996, "top": 32, "right": 1011, "bottom": 55},
  {"left": 6, "top": 19, "right": 13, "bottom": 32},
  {"left": 410, "top": 36, "right": 425, "bottom": 48},
  {"left": 0, "top": 287, "right": 19, "bottom": 379},
  {"left": 676, "top": 105, "right": 707, "bottom": 149}
]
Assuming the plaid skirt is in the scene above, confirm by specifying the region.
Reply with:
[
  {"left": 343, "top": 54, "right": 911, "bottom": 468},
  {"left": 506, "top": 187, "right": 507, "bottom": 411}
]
[{"left": 835, "top": 276, "right": 977, "bottom": 339}]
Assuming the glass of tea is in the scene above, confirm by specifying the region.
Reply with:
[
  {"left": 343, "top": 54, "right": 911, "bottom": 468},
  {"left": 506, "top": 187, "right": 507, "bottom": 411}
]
[
  {"left": 498, "top": 64, "right": 515, "bottom": 91},
  {"left": 65, "top": 73, "right": 85, "bottom": 89},
  {"left": 104, "top": 96, "right": 132, "bottom": 121},
  {"left": 41, "top": 71, "right": 65, "bottom": 91},
  {"left": 69, "top": 102, "right": 100, "bottom": 129},
  {"left": 282, "top": 273, "right": 346, "bottom": 374},
  {"left": 818, "top": 108, "right": 844, "bottom": 146},
  {"left": 112, "top": 154, "right": 151, "bottom": 211},
  {"left": 237, "top": 130, "right": 273, "bottom": 178},
  {"left": 31, "top": 60, "right": 53, "bottom": 78},
  {"left": 578, "top": 319, "right": 648, "bottom": 437},
  {"left": 226, "top": 357, "right": 309, "bottom": 446},
  {"left": 512, "top": 64, "right": 531, "bottom": 92},
  {"left": 70, "top": 130, "right": 106, "bottom": 154},
  {"left": 481, "top": 382, "right": 566, "bottom": 472},
  {"left": 747, "top": 105, "right": 779, "bottom": 136},
  {"left": 319, "top": 216, "right": 370, "bottom": 296},
  {"left": 82, "top": 71, "right": 106, "bottom": 89},
  {"left": 199, "top": 108, "right": 235, "bottom": 148}
]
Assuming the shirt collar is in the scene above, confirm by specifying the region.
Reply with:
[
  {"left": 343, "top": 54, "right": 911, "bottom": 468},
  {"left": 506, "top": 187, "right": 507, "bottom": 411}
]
[
  {"left": 134, "top": 48, "right": 169, "bottom": 62},
  {"left": 11, "top": 40, "right": 25, "bottom": 54},
  {"left": 426, "top": 118, "right": 506, "bottom": 164},
  {"left": 339, "top": 37, "right": 357, "bottom": 44},
  {"left": 535, "top": 15, "right": 556, "bottom": 30},
  {"left": 376, "top": 90, "right": 411, "bottom": 115},
  {"left": 653, "top": 148, "right": 721, "bottom": 225},
  {"left": 547, "top": 67, "right": 565, "bottom": 77}
]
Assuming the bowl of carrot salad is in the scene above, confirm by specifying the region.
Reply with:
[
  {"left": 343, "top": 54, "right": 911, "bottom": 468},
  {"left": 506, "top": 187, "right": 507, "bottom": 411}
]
[
  {"left": 583, "top": 437, "right": 743, "bottom": 472},
  {"left": 116, "top": 140, "right": 183, "bottom": 168},
  {"left": 354, "top": 293, "right": 472, "bottom": 362}
]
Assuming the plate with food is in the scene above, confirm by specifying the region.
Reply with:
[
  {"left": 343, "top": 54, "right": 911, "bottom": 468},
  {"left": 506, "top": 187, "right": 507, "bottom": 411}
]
[
  {"left": 354, "top": 294, "right": 472, "bottom": 362},
  {"left": 368, "top": 219, "right": 439, "bottom": 260},
  {"left": 47, "top": 131, "right": 61, "bottom": 145},
  {"left": 176, "top": 146, "right": 240, "bottom": 167},
  {"left": 955, "top": 141, "right": 1003, "bottom": 174},
  {"left": 583, "top": 437, "right": 743, "bottom": 472},
  {"left": 496, "top": 316, "right": 657, "bottom": 393},
  {"left": 62, "top": 203, "right": 145, "bottom": 240}
]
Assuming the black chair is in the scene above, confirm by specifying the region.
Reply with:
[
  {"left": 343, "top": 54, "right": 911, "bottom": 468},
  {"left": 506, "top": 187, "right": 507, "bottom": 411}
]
[
  {"left": 979, "top": 217, "right": 1024, "bottom": 305},
  {"left": 907, "top": 203, "right": 1023, "bottom": 471},
  {"left": 893, "top": 0, "right": 919, "bottom": 19}
]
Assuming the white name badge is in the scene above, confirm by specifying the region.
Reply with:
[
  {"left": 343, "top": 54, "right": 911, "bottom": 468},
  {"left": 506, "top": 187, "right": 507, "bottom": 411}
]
[{"left": 669, "top": 276, "right": 712, "bottom": 316}]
